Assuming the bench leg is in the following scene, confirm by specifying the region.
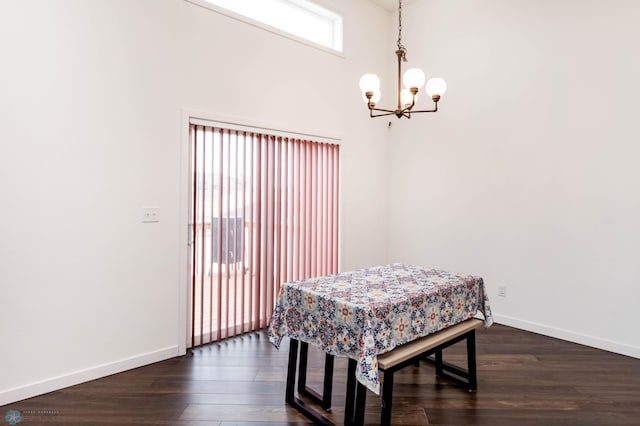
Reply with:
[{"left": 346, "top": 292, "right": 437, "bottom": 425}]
[
  {"left": 423, "top": 330, "right": 479, "bottom": 392},
  {"left": 434, "top": 348, "right": 444, "bottom": 377},
  {"left": 467, "top": 330, "right": 478, "bottom": 392},
  {"left": 380, "top": 371, "right": 394, "bottom": 426}
]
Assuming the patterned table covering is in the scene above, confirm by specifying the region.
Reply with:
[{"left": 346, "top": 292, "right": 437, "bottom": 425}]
[{"left": 268, "top": 263, "right": 493, "bottom": 394}]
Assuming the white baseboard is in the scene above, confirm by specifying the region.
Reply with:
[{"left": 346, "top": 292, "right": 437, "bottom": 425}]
[
  {"left": 0, "top": 346, "right": 180, "bottom": 406},
  {"left": 493, "top": 314, "right": 640, "bottom": 359}
]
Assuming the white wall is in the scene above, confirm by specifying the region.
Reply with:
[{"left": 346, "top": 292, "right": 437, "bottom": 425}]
[
  {"left": 0, "top": 0, "right": 391, "bottom": 404},
  {"left": 388, "top": 0, "right": 640, "bottom": 357},
  {"left": 6, "top": 0, "right": 633, "bottom": 406}
]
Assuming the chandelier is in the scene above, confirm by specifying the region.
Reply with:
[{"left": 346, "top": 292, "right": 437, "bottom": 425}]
[{"left": 359, "top": 0, "right": 447, "bottom": 119}]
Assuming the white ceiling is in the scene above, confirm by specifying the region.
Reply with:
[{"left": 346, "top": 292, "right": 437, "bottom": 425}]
[{"left": 367, "top": 0, "right": 417, "bottom": 12}]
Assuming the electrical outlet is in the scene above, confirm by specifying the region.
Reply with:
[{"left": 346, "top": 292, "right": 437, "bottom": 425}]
[
  {"left": 142, "top": 207, "right": 160, "bottom": 223},
  {"left": 498, "top": 284, "right": 507, "bottom": 297}
]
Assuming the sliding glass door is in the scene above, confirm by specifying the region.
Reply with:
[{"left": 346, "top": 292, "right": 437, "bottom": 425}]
[{"left": 188, "top": 122, "right": 339, "bottom": 346}]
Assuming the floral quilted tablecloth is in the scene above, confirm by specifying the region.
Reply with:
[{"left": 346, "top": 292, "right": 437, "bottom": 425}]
[{"left": 268, "top": 263, "right": 493, "bottom": 394}]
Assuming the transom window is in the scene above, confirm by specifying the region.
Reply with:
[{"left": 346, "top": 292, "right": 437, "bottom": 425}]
[{"left": 187, "top": 0, "right": 343, "bottom": 53}]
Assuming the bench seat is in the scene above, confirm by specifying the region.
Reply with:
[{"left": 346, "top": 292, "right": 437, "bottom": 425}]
[{"left": 379, "top": 318, "right": 483, "bottom": 369}]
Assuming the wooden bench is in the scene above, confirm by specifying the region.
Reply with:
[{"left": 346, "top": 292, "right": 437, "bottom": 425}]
[
  {"left": 349, "top": 318, "right": 484, "bottom": 426},
  {"left": 287, "top": 318, "right": 484, "bottom": 426}
]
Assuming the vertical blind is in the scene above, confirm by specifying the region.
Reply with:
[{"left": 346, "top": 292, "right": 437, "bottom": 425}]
[{"left": 189, "top": 123, "right": 340, "bottom": 347}]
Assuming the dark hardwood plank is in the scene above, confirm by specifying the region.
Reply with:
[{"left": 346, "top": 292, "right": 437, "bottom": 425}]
[{"left": 2, "top": 325, "right": 639, "bottom": 425}]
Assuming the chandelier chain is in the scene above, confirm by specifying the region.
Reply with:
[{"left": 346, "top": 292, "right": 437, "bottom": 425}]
[{"left": 397, "top": 0, "right": 406, "bottom": 59}]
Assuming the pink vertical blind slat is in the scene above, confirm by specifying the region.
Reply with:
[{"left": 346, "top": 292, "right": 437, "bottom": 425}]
[
  {"left": 189, "top": 124, "right": 339, "bottom": 347},
  {"left": 216, "top": 128, "right": 223, "bottom": 342},
  {"left": 254, "top": 133, "right": 262, "bottom": 331}
]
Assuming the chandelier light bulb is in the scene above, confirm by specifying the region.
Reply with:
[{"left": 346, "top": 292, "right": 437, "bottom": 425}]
[
  {"left": 402, "top": 68, "right": 426, "bottom": 90},
  {"left": 359, "top": 74, "right": 381, "bottom": 93},
  {"left": 425, "top": 77, "right": 447, "bottom": 97},
  {"left": 362, "top": 89, "right": 381, "bottom": 104},
  {"left": 400, "top": 88, "right": 414, "bottom": 106}
]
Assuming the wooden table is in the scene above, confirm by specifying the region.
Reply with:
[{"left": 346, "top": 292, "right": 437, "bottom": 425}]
[{"left": 268, "top": 263, "right": 493, "bottom": 425}]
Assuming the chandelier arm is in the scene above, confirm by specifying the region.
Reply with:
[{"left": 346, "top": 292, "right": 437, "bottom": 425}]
[
  {"left": 405, "top": 104, "right": 439, "bottom": 113},
  {"left": 368, "top": 105, "right": 396, "bottom": 114},
  {"left": 369, "top": 109, "right": 398, "bottom": 118}
]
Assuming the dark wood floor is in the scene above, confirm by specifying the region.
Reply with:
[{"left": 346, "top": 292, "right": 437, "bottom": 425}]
[{"left": 3, "top": 324, "right": 640, "bottom": 425}]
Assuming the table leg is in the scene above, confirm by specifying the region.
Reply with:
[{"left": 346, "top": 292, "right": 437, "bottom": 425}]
[
  {"left": 344, "top": 358, "right": 357, "bottom": 425},
  {"left": 380, "top": 370, "right": 394, "bottom": 426},
  {"left": 286, "top": 339, "right": 299, "bottom": 404},
  {"left": 298, "top": 341, "right": 309, "bottom": 393},
  {"left": 322, "top": 353, "right": 335, "bottom": 409},
  {"left": 354, "top": 382, "right": 367, "bottom": 426},
  {"left": 285, "top": 339, "right": 336, "bottom": 426},
  {"left": 297, "top": 342, "right": 334, "bottom": 410}
]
